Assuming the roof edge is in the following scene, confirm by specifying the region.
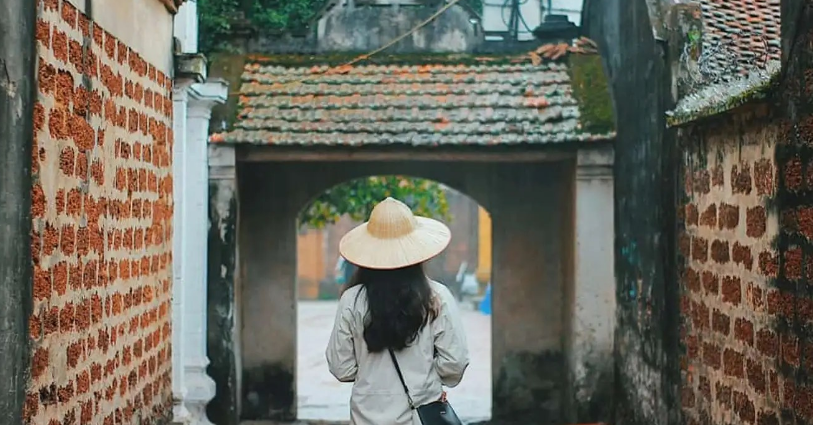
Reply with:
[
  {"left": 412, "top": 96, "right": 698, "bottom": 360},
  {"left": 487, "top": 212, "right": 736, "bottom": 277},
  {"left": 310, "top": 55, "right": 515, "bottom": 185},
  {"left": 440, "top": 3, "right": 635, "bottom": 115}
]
[
  {"left": 243, "top": 52, "right": 560, "bottom": 67},
  {"left": 242, "top": 39, "right": 602, "bottom": 68},
  {"left": 666, "top": 61, "right": 781, "bottom": 127}
]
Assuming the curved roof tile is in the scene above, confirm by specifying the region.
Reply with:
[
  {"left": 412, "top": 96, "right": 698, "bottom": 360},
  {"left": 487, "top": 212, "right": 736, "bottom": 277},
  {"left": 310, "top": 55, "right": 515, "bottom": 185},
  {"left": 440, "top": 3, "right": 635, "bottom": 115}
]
[{"left": 215, "top": 53, "right": 615, "bottom": 146}]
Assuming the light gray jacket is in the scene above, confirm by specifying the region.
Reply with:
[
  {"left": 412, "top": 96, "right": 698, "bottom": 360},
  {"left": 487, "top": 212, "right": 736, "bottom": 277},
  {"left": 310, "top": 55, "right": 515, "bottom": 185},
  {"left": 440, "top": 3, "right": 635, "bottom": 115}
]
[{"left": 326, "top": 280, "right": 470, "bottom": 425}]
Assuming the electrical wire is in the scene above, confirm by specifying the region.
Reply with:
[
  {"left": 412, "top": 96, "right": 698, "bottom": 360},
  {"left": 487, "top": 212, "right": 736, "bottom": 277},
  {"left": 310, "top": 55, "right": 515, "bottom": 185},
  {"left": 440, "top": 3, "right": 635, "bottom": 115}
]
[{"left": 496, "top": 0, "right": 535, "bottom": 38}]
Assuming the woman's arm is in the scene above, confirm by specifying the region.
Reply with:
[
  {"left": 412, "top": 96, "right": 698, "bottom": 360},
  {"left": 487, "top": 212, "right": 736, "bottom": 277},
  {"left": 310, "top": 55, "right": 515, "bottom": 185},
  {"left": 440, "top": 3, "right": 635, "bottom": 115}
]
[
  {"left": 432, "top": 284, "right": 470, "bottom": 388},
  {"left": 325, "top": 294, "right": 358, "bottom": 382}
]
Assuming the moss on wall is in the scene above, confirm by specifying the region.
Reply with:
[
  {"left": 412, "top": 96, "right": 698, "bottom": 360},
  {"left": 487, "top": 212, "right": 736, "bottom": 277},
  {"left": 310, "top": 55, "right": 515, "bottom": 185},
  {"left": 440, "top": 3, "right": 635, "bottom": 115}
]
[
  {"left": 208, "top": 53, "right": 249, "bottom": 131},
  {"left": 568, "top": 54, "right": 616, "bottom": 135}
]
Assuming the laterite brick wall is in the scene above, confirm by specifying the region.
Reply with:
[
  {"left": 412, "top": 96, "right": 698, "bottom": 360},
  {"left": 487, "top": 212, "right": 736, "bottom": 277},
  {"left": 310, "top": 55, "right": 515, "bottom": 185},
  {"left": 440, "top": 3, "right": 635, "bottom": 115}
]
[
  {"left": 678, "top": 106, "right": 784, "bottom": 425},
  {"left": 25, "top": 0, "right": 175, "bottom": 423},
  {"left": 678, "top": 11, "right": 813, "bottom": 424}
]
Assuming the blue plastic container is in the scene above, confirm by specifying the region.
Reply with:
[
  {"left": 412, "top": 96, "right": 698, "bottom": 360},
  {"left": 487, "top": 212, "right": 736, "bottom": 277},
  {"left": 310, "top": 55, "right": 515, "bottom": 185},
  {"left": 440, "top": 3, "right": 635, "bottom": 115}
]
[{"left": 479, "top": 284, "right": 491, "bottom": 315}]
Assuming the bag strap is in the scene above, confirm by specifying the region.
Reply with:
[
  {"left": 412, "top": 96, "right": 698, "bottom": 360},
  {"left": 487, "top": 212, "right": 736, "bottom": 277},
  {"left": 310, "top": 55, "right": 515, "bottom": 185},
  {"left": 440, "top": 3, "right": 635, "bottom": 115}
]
[{"left": 388, "top": 348, "right": 415, "bottom": 409}]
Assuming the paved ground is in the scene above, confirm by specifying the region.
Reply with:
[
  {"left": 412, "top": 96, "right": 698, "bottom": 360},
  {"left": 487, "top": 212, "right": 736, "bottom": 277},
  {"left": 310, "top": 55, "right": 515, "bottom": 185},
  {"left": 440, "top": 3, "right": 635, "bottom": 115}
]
[{"left": 297, "top": 299, "right": 492, "bottom": 423}]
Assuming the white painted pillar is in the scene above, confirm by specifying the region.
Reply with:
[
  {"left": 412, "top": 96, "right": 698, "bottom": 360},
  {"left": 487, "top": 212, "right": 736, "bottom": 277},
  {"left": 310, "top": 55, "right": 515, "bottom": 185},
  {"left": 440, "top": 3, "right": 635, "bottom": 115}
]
[
  {"left": 181, "top": 80, "right": 228, "bottom": 425},
  {"left": 171, "top": 3, "right": 201, "bottom": 423},
  {"left": 569, "top": 146, "right": 615, "bottom": 414},
  {"left": 175, "top": 0, "right": 199, "bottom": 54},
  {"left": 171, "top": 79, "right": 196, "bottom": 424}
]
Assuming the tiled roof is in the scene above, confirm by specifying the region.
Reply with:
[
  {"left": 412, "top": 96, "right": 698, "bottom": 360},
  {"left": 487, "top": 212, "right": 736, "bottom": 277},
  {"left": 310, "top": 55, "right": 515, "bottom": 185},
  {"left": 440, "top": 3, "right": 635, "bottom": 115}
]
[
  {"left": 668, "top": 60, "right": 780, "bottom": 127},
  {"left": 699, "top": 0, "right": 781, "bottom": 79},
  {"left": 214, "top": 53, "right": 615, "bottom": 147},
  {"left": 667, "top": 0, "right": 782, "bottom": 124}
]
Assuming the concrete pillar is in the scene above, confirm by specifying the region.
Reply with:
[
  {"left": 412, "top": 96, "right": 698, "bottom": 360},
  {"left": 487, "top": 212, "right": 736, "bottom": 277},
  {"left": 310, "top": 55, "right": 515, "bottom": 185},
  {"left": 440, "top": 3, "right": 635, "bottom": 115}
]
[
  {"left": 172, "top": 3, "right": 205, "bottom": 421},
  {"left": 237, "top": 165, "right": 298, "bottom": 421},
  {"left": 566, "top": 147, "right": 615, "bottom": 422},
  {"left": 490, "top": 164, "right": 569, "bottom": 424},
  {"left": 207, "top": 145, "right": 240, "bottom": 425},
  {"left": 181, "top": 80, "right": 228, "bottom": 425},
  {"left": 171, "top": 78, "right": 194, "bottom": 424}
]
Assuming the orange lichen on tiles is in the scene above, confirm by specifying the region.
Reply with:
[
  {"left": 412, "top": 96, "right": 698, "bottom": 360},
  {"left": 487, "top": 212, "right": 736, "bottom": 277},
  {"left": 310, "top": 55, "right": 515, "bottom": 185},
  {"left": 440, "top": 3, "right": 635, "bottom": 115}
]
[
  {"left": 434, "top": 116, "right": 451, "bottom": 131},
  {"left": 524, "top": 98, "right": 550, "bottom": 108},
  {"left": 218, "top": 54, "right": 616, "bottom": 146}
]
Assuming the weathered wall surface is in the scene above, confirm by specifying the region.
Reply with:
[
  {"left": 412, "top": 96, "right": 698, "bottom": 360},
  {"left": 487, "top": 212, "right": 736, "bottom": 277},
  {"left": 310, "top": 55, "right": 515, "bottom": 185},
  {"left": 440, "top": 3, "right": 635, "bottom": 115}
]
[
  {"left": 564, "top": 147, "right": 615, "bottom": 423},
  {"left": 207, "top": 145, "right": 239, "bottom": 425},
  {"left": 676, "top": 2, "right": 813, "bottom": 425},
  {"left": 0, "top": 0, "right": 37, "bottom": 423},
  {"left": 489, "top": 162, "right": 571, "bottom": 425},
  {"left": 584, "top": 0, "right": 813, "bottom": 424},
  {"left": 245, "top": 4, "right": 482, "bottom": 54},
  {"left": 674, "top": 3, "right": 813, "bottom": 425},
  {"left": 231, "top": 159, "right": 575, "bottom": 424},
  {"left": 584, "top": 0, "right": 682, "bottom": 423},
  {"left": 772, "top": 4, "right": 813, "bottom": 421},
  {"left": 26, "top": 0, "right": 175, "bottom": 423},
  {"left": 317, "top": 4, "right": 481, "bottom": 53},
  {"left": 677, "top": 107, "right": 782, "bottom": 425}
]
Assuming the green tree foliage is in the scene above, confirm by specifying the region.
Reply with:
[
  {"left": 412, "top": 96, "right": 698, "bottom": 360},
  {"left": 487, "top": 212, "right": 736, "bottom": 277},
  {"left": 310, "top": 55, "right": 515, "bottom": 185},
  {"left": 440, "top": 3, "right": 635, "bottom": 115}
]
[
  {"left": 197, "top": 0, "right": 242, "bottom": 55},
  {"left": 249, "top": 0, "right": 324, "bottom": 32},
  {"left": 299, "top": 176, "right": 451, "bottom": 229}
]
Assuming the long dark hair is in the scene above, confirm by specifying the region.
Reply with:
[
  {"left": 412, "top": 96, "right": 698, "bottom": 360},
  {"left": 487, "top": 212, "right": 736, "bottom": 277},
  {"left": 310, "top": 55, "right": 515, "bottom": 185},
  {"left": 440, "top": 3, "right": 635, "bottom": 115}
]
[{"left": 348, "top": 263, "right": 439, "bottom": 352}]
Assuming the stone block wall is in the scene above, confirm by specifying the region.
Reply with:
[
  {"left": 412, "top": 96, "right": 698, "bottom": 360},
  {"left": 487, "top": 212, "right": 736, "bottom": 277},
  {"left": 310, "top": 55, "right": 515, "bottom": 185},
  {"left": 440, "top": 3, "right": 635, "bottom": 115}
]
[
  {"left": 678, "top": 107, "right": 782, "bottom": 425},
  {"left": 25, "top": 0, "right": 175, "bottom": 423},
  {"left": 678, "top": 8, "right": 813, "bottom": 424}
]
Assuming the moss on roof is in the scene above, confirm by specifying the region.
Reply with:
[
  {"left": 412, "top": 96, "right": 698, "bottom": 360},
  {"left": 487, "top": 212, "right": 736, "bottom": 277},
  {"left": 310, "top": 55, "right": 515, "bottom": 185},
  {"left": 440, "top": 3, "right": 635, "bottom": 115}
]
[
  {"left": 666, "top": 61, "right": 781, "bottom": 127},
  {"left": 244, "top": 52, "right": 557, "bottom": 67},
  {"left": 210, "top": 48, "right": 617, "bottom": 146},
  {"left": 568, "top": 54, "right": 615, "bottom": 135}
]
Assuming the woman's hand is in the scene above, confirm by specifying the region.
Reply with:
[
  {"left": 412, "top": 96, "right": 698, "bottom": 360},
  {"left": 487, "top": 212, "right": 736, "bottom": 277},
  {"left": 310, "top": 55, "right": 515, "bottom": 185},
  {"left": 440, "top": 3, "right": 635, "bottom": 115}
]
[{"left": 440, "top": 391, "right": 448, "bottom": 403}]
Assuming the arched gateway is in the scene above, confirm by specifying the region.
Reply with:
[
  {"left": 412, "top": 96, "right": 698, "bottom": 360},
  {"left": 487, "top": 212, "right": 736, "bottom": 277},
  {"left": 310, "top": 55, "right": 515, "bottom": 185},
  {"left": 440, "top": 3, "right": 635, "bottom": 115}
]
[{"left": 202, "top": 4, "right": 617, "bottom": 424}]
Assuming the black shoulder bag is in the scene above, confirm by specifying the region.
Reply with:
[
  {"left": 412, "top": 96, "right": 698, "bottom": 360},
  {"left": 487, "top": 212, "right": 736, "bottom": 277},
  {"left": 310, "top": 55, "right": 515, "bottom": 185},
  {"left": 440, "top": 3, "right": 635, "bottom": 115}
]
[{"left": 388, "top": 349, "right": 463, "bottom": 425}]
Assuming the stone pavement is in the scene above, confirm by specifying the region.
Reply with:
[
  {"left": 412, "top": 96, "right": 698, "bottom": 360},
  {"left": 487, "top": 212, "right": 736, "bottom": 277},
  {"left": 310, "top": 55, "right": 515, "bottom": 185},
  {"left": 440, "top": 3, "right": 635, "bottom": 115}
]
[{"left": 297, "top": 299, "right": 492, "bottom": 424}]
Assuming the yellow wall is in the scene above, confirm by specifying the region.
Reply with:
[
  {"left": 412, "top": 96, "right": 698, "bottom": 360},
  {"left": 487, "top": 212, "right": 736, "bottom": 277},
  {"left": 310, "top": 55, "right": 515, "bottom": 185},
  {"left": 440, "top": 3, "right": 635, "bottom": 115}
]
[
  {"left": 297, "top": 229, "right": 325, "bottom": 299},
  {"left": 476, "top": 207, "right": 492, "bottom": 284}
]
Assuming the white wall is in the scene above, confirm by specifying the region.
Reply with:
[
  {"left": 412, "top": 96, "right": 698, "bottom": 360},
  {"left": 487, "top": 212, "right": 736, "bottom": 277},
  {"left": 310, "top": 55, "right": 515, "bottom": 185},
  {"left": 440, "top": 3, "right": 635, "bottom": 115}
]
[
  {"left": 70, "top": 0, "right": 175, "bottom": 73},
  {"left": 548, "top": 0, "right": 582, "bottom": 26},
  {"left": 482, "top": 0, "right": 542, "bottom": 41}
]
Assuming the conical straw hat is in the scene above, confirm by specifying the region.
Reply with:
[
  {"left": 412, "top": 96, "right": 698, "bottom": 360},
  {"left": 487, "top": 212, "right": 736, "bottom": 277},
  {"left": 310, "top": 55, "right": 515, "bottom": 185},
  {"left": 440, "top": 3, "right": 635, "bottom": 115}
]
[{"left": 339, "top": 197, "right": 451, "bottom": 270}]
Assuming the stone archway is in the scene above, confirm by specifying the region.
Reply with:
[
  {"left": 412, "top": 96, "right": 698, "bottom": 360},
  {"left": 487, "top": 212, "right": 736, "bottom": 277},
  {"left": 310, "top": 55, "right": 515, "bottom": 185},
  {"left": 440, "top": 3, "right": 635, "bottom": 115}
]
[
  {"left": 205, "top": 146, "right": 615, "bottom": 424},
  {"left": 202, "top": 6, "right": 619, "bottom": 421}
]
